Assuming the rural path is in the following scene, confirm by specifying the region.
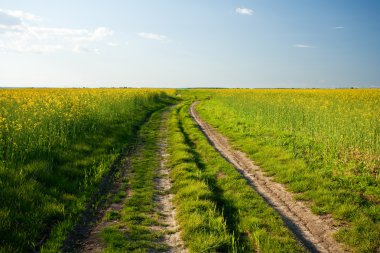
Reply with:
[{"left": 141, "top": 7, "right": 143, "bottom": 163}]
[
  {"left": 190, "top": 101, "right": 346, "bottom": 253},
  {"left": 80, "top": 108, "right": 186, "bottom": 253},
  {"left": 152, "top": 109, "right": 187, "bottom": 252}
]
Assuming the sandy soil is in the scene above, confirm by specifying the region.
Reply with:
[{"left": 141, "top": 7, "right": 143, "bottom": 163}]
[{"left": 151, "top": 110, "right": 187, "bottom": 252}]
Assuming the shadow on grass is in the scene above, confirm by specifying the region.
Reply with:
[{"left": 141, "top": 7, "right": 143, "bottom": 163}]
[
  {"left": 176, "top": 105, "right": 247, "bottom": 252},
  {"left": 0, "top": 96, "right": 177, "bottom": 253}
]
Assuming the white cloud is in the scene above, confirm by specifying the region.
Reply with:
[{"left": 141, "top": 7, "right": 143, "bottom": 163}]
[
  {"left": 293, "top": 44, "right": 314, "bottom": 48},
  {"left": 0, "top": 8, "right": 41, "bottom": 22},
  {"left": 72, "top": 44, "right": 99, "bottom": 54},
  {"left": 27, "top": 27, "right": 87, "bottom": 38},
  {"left": 333, "top": 26, "right": 344, "bottom": 29},
  {"left": 236, "top": 7, "right": 253, "bottom": 16},
  {"left": 0, "top": 40, "right": 64, "bottom": 53},
  {"left": 4, "top": 10, "right": 41, "bottom": 22},
  {"left": 138, "top": 32, "right": 167, "bottom": 41},
  {"left": 91, "top": 27, "right": 113, "bottom": 40},
  {"left": 0, "top": 8, "right": 113, "bottom": 54},
  {"left": 0, "top": 12, "right": 21, "bottom": 26}
]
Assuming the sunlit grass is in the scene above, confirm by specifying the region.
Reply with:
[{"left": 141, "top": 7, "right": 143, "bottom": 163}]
[
  {"left": 168, "top": 101, "right": 304, "bottom": 252},
  {"left": 188, "top": 88, "right": 380, "bottom": 252}
]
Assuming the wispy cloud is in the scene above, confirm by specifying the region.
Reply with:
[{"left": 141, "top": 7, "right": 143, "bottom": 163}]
[
  {"left": 236, "top": 7, "right": 253, "bottom": 16},
  {"left": 293, "top": 44, "right": 314, "bottom": 48},
  {"left": 138, "top": 32, "right": 168, "bottom": 41},
  {"left": 0, "top": 8, "right": 41, "bottom": 23},
  {"left": 0, "top": 8, "right": 113, "bottom": 53},
  {"left": 333, "top": 26, "right": 344, "bottom": 29},
  {"left": 73, "top": 45, "right": 100, "bottom": 54}
]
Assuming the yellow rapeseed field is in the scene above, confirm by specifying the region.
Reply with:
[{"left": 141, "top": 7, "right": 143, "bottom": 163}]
[
  {"left": 0, "top": 88, "right": 174, "bottom": 252},
  {"left": 0, "top": 88, "right": 174, "bottom": 166}
]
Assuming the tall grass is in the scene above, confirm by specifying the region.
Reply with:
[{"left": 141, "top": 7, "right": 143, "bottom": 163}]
[
  {"left": 0, "top": 88, "right": 173, "bottom": 252},
  {"left": 188, "top": 89, "right": 380, "bottom": 252},
  {"left": 0, "top": 89, "right": 173, "bottom": 166}
]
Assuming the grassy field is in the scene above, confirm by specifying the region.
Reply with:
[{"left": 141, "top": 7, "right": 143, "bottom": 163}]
[
  {"left": 0, "top": 88, "right": 174, "bottom": 252},
  {"left": 186, "top": 89, "right": 380, "bottom": 252},
  {"left": 167, "top": 102, "right": 304, "bottom": 252},
  {"left": 1, "top": 88, "right": 379, "bottom": 252}
]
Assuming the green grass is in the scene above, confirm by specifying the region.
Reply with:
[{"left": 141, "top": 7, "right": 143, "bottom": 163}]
[
  {"left": 168, "top": 104, "right": 232, "bottom": 252},
  {"left": 168, "top": 101, "right": 304, "bottom": 252},
  {"left": 184, "top": 89, "right": 380, "bottom": 253},
  {"left": 99, "top": 109, "right": 170, "bottom": 252},
  {"left": 3, "top": 88, "right": 378, "bottom": 252},
  {"left": 0, "top": 89, "right": 175, "bottom": 252}
]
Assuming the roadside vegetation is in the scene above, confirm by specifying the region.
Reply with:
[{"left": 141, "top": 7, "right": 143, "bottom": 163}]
[
  {"left": 0, "top": 88, "right": 174, "bottom": 252},
  {"left": 186, "top": 89, "right": 380, "bottom": 252},
  {"left": 167, "top": 101, "right": 304, "bottom": 252}
]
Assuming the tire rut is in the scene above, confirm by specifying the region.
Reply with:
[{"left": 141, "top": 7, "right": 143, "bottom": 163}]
[
  {"left": 190, "top": 101, "right": 347, "bottom": 253},
  {"left": 62, "top": 142, "right": 138, "bottom": 253},
  {"left": 80, "top": 142, "right": 140, "bottom": 253},
  {"left": 152, "top": 109, "right": 187, "bottom": 252}
]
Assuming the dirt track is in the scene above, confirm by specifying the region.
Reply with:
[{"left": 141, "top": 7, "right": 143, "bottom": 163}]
[
  {"left": 190, "top": 101, "right": 346, "bottom": 253},
  {"left": 79, "top": 109, "right": 186, "bottom": 253},
  {"left": 152, "top": 110, "right": 187, "bottom": 252}
]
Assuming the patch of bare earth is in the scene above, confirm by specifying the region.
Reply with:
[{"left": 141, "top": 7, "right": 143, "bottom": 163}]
[
  {"left": 151, "top": 110, "right": 187, "bottom": 252},
  {"left": 190, "top": 102, "right": 347, "bottom": 253}
]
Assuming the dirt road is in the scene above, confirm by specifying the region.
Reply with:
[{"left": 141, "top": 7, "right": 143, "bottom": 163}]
[
  {"left": 78, "top": 109, "right": 186, "bottom": 252},
  {"left": 152, "top": 110, "right": 187, "bottom": 252}
]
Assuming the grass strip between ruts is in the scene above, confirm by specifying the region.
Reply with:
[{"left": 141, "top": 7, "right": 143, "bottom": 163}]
[{"left": 99, "top": 108, "right": 170, "bottom": 252}]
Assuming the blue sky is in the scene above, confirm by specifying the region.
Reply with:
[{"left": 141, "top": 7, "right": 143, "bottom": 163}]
[{"left": 0, "top": 0, "right": 379, "bottom": 88}]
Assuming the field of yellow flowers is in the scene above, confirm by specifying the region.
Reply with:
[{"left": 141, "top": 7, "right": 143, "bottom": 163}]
[
  {"left": 0, "top": 88, "right": 174, "bottom": 252},
  {"left": 1, "top": 88, "right": 379, "bottom": 252},
  {"left": 191, "top": 89, "right": 380, "bottom": 252}
]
